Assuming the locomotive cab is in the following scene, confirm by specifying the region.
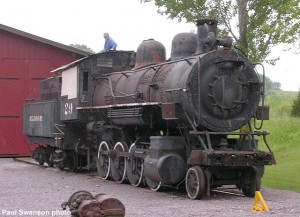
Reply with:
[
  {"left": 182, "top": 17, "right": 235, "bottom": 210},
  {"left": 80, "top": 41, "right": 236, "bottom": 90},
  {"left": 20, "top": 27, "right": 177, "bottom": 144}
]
[{"left": 51, "top": 51, "right": 135, "bottom": 121}]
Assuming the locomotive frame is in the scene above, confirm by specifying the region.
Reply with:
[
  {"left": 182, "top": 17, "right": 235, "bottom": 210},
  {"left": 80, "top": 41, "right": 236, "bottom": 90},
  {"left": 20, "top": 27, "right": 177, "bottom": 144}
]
[{"left": 23, "top": 19, "right": 275, "bottom": 200}]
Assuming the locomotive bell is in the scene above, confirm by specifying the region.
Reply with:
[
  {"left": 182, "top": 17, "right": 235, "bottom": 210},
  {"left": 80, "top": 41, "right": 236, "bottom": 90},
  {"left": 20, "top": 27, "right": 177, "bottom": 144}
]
[
  {"left": 170, "top": 32, "right": 197, "bottom": 60},
  {"left": 133, "top": 39, "right": 166, "bottom": 69}
]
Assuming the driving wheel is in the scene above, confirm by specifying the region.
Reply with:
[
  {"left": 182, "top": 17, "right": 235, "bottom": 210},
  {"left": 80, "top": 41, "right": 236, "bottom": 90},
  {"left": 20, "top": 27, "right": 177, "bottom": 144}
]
[
  {"left": 111, "top": 141, "right": 128, "bottom": 183},
  {"left": 145, "top": 175, "right": 162, "bottom": 191},
  {"left": 126, "top": 143, "right": 144, "bottom": 187},
  {"left": 96, "top": 141, "right": 111, "bottom": 180}
]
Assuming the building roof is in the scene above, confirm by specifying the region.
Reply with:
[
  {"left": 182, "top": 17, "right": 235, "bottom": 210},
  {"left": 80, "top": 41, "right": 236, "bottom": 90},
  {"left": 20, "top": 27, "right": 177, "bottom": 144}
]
[{"left": 0, "top": 23, "right": 92, "bottom": 57}]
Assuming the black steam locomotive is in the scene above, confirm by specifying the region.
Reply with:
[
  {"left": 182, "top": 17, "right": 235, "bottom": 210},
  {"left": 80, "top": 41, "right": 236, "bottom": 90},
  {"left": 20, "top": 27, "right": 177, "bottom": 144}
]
[{"left": 23, "top": 20, "right": 275, "bottom": 199}]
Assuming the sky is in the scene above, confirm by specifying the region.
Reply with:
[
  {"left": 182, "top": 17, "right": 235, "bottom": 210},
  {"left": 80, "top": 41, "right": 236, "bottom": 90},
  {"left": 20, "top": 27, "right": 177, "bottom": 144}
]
[{"left": 0, "top": 0, "right": 299, "bottom": 91}]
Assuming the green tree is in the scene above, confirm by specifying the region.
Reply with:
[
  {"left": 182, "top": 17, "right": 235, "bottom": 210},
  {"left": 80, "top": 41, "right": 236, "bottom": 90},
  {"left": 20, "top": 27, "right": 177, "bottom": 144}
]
[
  {"left": 141, "top": 0, "right": 300, "bottom": 64},
  {"left": 264, "top": 76, "right": 274, "bottom": 93},
  {"left": 70, "top": 44, "right": 94, "bottom": 53},
  {"left": 291, "top": 90, "right": 300, "bottom": 117},
  {"left": 274, "top": 82, "right": 281, "bottom": 90},
  {"left": 258, "top": 74, "right": 277, "bottom": 92}
]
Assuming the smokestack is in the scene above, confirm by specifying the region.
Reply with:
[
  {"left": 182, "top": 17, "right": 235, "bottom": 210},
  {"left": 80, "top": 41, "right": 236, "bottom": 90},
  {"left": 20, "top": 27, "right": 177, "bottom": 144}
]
[{"left": 195, "top": 19, "right": 218, "bottom": 54}]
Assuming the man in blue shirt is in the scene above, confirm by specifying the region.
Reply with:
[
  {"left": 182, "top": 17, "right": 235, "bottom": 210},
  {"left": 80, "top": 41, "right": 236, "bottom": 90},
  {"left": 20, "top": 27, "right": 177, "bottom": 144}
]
[{"left": 102, "top": 33, "right": 117, "bottom": 52}]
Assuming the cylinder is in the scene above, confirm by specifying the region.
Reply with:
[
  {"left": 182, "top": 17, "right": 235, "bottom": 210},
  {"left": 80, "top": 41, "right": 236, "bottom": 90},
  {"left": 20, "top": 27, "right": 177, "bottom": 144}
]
[
  {"left": 144, "top": 136, "right": 187, "bottom": 185},
  {"left": 144, "top": 154, "right": 186, "bottom": 184}
]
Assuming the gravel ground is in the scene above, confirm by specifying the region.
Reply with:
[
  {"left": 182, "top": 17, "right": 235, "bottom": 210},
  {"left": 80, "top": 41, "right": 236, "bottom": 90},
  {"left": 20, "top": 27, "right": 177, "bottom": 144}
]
[{"left": 0, "top": 158, "right": 299, "bottom": 217}]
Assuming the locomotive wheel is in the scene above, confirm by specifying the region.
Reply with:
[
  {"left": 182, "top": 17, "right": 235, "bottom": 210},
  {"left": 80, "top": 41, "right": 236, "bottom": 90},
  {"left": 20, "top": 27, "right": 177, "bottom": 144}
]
[
  {"left": 56, "top": 151, "right": 67, "bottom": 170},
  {"left": 46, "top": 147, "right": 54, "bottom": 167},
  {"left": 38, "top": 149, "right": 46, "bottom": 165},
  {"left": 185, "top": 166, "right": 205, "bottom": 200},
  {"left": 145, "top": 176, "right": 162, "bottom": 191},
  {"left": 66, "top": 190, "right": 94, "bottom": 211},
  {"left": 66, "top": 150, "right": 78, "bottom": 172},
  {"left": 96, "top": 141, "right": 111, "bottom": 180},
  {"left": 242, "top": 169, "right": 260, "bottom": 197},
  {"left": 111, "top": 141, "right": 128, "bottom": 184},
  {"left": 126, "top": 143, "right": 144, "bottom": 187},
  {"left": 34, "top": 147, "right": 47, "bottom": 165}
]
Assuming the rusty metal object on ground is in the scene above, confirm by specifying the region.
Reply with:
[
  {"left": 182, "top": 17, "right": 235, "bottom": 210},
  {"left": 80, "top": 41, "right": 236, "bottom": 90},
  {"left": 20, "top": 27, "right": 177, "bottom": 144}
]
[
  {"left": 62, "top": 191, "right": 125, "bottom": 217},
  {"left": 94, "top": 193, "right": 126, "bottom": 217}
]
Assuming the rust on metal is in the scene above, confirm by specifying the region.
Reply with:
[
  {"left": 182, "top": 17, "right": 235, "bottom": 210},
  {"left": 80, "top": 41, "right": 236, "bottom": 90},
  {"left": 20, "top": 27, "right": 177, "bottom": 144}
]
[
  {"left": 187, "top": 149, "right": 274, "bottom": 167},
  {"left": 62, "top": 191, "right": 125, "bottom": 217},
  {"left": 256, "top": 106, "right": 270, "bottom": 120},
  {"left": 78, "top": 200, "right": 102, "bottom": 217},
  {"left": 161, "top": 103, "right": 178, "bottom": 120},
  {"left": 133, "top": 39, "right": 166, "bottom": 69},
  {"left": 95, "top": 194, "right": 125, "bottom": 216},
  {"left": 170, "top": 32, "right": 197, "bottom": 60}
]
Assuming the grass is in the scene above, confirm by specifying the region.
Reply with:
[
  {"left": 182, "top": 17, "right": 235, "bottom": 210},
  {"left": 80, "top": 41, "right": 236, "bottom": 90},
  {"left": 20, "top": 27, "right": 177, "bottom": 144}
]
[{"left": 259, "top": 90, "right": 300, "bottom": 192}]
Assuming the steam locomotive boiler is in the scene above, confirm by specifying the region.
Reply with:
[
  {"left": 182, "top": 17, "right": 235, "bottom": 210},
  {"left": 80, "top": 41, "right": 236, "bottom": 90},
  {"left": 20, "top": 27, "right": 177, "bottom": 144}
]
[{"left": 24, "top": 19, "right": 275, "bottom": 199}]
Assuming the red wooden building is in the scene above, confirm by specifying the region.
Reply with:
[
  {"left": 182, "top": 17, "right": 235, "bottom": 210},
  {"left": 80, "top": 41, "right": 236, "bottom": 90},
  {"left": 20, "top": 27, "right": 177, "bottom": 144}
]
[{"left": 0, "top": 24, "right": 91, "bottom": 157}]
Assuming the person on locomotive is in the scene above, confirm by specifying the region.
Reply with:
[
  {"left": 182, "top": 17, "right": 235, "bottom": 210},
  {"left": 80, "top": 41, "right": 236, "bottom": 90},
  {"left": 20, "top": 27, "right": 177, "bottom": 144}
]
[{"left": 101, "top": 32, "right": 117, "bottom": 52}]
